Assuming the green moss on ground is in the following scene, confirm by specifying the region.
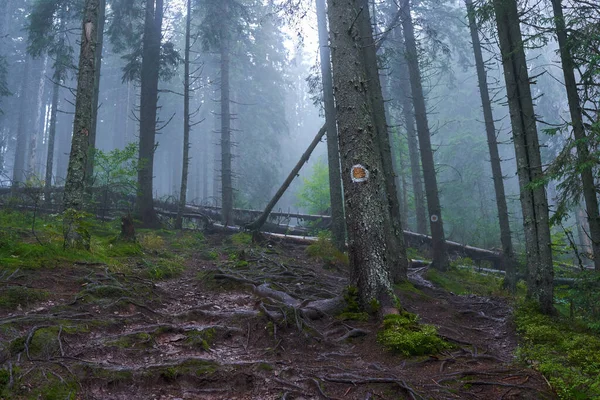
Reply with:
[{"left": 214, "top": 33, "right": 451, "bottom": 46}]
[
  {"left": 378, "top": 312, "right": 452, "bottom": 356},
  {"left": 515, "top": 302, "right": 600, "bottom": 399}
]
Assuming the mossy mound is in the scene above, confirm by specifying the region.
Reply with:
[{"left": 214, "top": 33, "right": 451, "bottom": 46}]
[{"left": 378, "top": 312, "right": 451, "bottom": 356}]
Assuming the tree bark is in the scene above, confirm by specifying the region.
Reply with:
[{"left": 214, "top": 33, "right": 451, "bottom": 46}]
[
  {"left": 44, "top": 76, "right": 60, "bottom": 206},
  {"left": 551, "top": 0, "right": 600, "bottom": 272},
  {"left": 399, "top": 0, "right": 449, "bottom": 270},
  {"left": 62, "top": 0, "right": 100, "bottom": 247},
  {"left": 136, "top": 0, "right": 163, "bottom": 228},
  {"left": 393, "top": 25, "right": 427, "bottom": 235},
  {"left": 357, "top": 0, "right": 408, "bottom": 282},
  {"left": 11, "top": 59, "right": 31, "bottom": 191},
  {"left": 316, "top": 0, "right": 346, "bottom": 251},
  {"left": 493, "top": 0, "right": 554, "bottom": 314},
  {"left": 29, "top": 55, "right": 48, "bottom": 177},
  {"left": 175, "top": 0, "right": 192, "bottom": 230},
  {"left": 327, "top": 0, "right": 395, "bottom": 309},
  {"left": 220, "top": 6, "right": 233, "bottom": 226},
  {"left": 465, "top": 0, "right": 517, "bottom": 291},
  {"left": 85, "top": 0, "right": 106, "bottom": 187}
]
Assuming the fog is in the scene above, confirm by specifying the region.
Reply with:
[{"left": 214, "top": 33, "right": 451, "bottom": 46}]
[{"left": 0, "top": 0, "right": 595, "bottom": 257}]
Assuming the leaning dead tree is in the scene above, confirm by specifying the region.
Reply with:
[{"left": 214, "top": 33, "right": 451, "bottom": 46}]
[{"left": 245, "top": 124, "right": 326, "bottom": 232}]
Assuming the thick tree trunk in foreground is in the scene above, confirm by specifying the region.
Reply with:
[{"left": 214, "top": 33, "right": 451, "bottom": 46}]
[
  {"left": 316, "top": 0, "right": 346, "bottom": 250},
  {"left": 136, "top": 0, "right": 163, "bottom": 228},
  {"left": 220, "top": 11, "right": 233, "bottom": 227},
  {"left": 465, "top": 0, "right": 517, "bottom": 291},
  {"left": 175, "top": 0, "right": 192, "bottom": 230},
  {"left": 357, "top": 0, "right": 408, "bottom": 282},
  {"left": 327, "top": 0, "right": 394, "bottom": 308},
  {"left": 493, "top": 0, "right": 554, "bottom": 314},
  {"left": 63, "top": 0, "right": 99, "bottom": 248},
  {"left": 400, "top": 0, "right": 449, "bottom": 270},
  {"left": 551, "top": 0, "right": 600, "bottom": 272}
]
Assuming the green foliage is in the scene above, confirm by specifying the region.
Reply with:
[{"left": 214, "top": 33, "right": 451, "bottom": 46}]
[
  {"left": 230, "top": 232, "right": 252, "bottom": 245},
  {"left": 406, "top": 247, "right": 426, "bottom": 261},
  {"left": 140, "top": 256, "right": 185, "bottom": 280},
  {"left": 92, "top": 143, "right": 139, "bottom": 211},
  {"left": 555, "top": 272, "right": 600, "bottom": 332},
  {"left": 378, "top": 312, "right": 452, "bottom": 356},
  {"left": 449, "top": 257, "right": 475, "bottom": 269},
  {"left": 0, "top": 286, "right": 49, "bottom": 309},
  {"left": 296, "top": 158, "right": 330, "bottom": 215},
  {"left": 425, "top": 266, "right": 510, "bottom": 297},
  {"left": 515, "top": 302, "right": 600, "bottom": 399},
  {"left": 306, "top": 231, "right": 348, "bottom": 267}
]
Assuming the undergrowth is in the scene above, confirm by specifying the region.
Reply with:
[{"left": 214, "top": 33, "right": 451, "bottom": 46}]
[
  {"left": 306, "top": 231, "right": 348, "bottom": 268},
  {"left": 378, "top": 312, "right": 452, "bottom": 356},
  {"left": 515, "top": 302, "right": 600, "bottom": 399},
  {"left": 0, "top": 210, "right": 184, "bottom": 280},
  {"left": 425, "top": 264, "right": 524, "bottom": 297}
]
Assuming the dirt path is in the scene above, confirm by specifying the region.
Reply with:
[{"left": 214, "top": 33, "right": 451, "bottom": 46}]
[{"left": 0, "top": 234, "right": 555, "bottom": 399}]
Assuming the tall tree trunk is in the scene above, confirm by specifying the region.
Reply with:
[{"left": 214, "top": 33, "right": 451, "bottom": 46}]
[
  {"left": 465, "top": 0, "right": 517, "bottom": 290},
  {"left": 357, "top": 0, "right": 408, "bottom": 282},
  {"left": 327, "top": 0, "right": 395, "bottom": 309},
  {"left": 393, "top": 26, "right": 427, "bottom": 235},
  {"left": 44, "top": 75, "right": 61, "bottom": 206},
  {"left": 400, "top": 0, "right": 449, "bottom": 270},
  {"left": 316, "top": 0, "right": 346, "bottom": 250},
  {"left": 12, "top": 59, "right": 31, "bottom": 191},
  {"left": 29, "top": 55, "right": 48, "bottom": 177},
  {"left": 62, "top": 0, "right": 100, "bottom": 247},
  {"left": 86, "top": 0, "right": 106, "bottom": 187},
  {"left": 220, "top": 8, "right": 233, "bottom": 226},
  {"left": 551, "top": 0, "right": 600, "bottom": 272},
  {"left": 493, "top": 0, "right": 554, "bottom": 314},
  {"left": 175, "top": 0, "right": 192, "bottom": 230},
  {"left": 136, "top": 0, "right": 163, "bottom": 227}
]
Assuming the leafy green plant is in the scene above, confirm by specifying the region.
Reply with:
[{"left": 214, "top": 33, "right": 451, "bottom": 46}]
[
  {"left": 296, "top": 157, "right": 330, "bottom": 214},
  {"left": 91, "top": 143, "right": 139, "bottom": 214}
]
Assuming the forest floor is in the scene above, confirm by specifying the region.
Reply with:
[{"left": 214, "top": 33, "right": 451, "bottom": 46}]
[{"left": 0, "top": 229, "right": 557, "bottom": 400}]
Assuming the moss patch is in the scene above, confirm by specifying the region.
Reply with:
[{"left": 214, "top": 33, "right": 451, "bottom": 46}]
[
  {"left": 515, "top": 302, "right": 600, "bottom": 399},
  {"left": 337, "top": 286, "right": 370, "bottom": 321},
  {"left": 185, "top": 328, "right": 216, "bottom": 350},
  {"left": 425, "top": 266, "right": 513, "bottom": 297},
  {"left": 378, "top": 312, "right": 452, "bottom": 356}
]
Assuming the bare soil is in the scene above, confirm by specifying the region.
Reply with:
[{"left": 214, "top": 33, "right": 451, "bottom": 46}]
[{"left": 0, "top": 232, "right": 556, "bottom": 399}]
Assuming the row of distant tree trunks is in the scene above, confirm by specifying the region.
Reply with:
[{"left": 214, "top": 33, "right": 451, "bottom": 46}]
[{"left": 0, "top": 185, "right": 503, "bottom": 269}]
